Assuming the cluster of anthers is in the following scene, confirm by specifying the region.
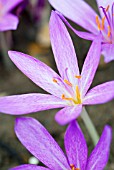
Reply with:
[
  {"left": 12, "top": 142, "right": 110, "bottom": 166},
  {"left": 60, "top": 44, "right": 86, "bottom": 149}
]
[
  {"left": 70, "top": 164, "right": 80, "bottom": 170},
  {"left": 96, "top": 5, "right": 113, "bottom": 43},
  {"left": 53, "top": 74, "right": 82, "bottom": 105}
]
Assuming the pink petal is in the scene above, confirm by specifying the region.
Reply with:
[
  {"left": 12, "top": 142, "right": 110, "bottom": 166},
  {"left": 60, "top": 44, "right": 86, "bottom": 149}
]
[
  {"left": 102, "top": 44, "right": 114, "bottom": 63},
  {"left": 86, "top": 125, "right": 112, "bottom": 170},
  {"left": 65, "top": 121, "right": 87, "bottom": 169},
  {"left": 48, "top": 0, "right": 98, "bottom": 34},
  {"left": 50, "top": 11, "right": 79, "bottom": 86},
  {"left": 10, "top": 165, "right": 50, "bottom": 170},
  {"left": 80, "top": 35, "right": 102, "bottom": 97},
  {"left": 55, "top": 105, "right": 82, "bottom": 125},
  {"left": 0, "top": 93, "right": 67, "bottom": 115},
  {"left": 8, "top": 51, "right": 64, "bottom": 98},
  {"left": 83, "top": 81, "right": 114, "bottom": 105},
  {"left": 0, "top": 14, "right": 18, "bottom": 31},
  {"left": 15, "top": 117, "right": 70, "bottom": 170}
]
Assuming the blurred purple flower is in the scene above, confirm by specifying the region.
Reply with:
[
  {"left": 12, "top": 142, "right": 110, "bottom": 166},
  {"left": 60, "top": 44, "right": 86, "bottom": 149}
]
[
  {"left": 10, "top": 117, "right": 112, "bottom": 170},
  {"left": 48, "top": 0, "right": 114, "bottom": 63},
  {"left": 0, "top": 11, "right": 114, "bottom": 125},
  {"left": 0, "top": 0, "right": 23, "bottom": 31}
]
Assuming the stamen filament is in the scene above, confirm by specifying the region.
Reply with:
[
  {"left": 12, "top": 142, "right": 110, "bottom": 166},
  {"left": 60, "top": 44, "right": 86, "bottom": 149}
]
[
  {"left": 96, "top": 15, "right": 101, "bottom": 30},
  {"left": 106, "top": 5, "right": 110, "bottom": 12},
  {"left": 107, "top": 25, "right": 111, "bottom": 37},
  {"left": 62, "top": 94, "right": 74, "bottom": 101}
]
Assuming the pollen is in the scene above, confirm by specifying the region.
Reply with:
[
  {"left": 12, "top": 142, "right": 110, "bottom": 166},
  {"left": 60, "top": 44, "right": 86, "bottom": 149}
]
[
  {"left": 75, "top": 75, "right": 81, "bottom": 79},
  {"left": 70, "top": 164, "right": 80, "bottom": 170},
  {"left": 96, "top": 15, "right": 101, "bottom": 30},
  {"left": 62, "top": 94, "right": 73, "bottom": 101},
  {"left": 64, "top": 79, "right": 72, "bottom": 87},
  {"left": 76, "top": 85, "right": 81, "bottom": 104},
  {"left": 53, "top": 78, "right": 58, "bottom": 83}
]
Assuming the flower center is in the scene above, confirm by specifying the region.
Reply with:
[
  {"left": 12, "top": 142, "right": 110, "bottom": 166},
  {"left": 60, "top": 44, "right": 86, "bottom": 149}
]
[
  {"left": 70, "top": 164, "right": 80, "bottom": 170},
  {"left": 95, "top": 4, "right": 114, "bottom": 43},
  {"left": 53, "top": 75, "right": 82, "bottom": 105}
]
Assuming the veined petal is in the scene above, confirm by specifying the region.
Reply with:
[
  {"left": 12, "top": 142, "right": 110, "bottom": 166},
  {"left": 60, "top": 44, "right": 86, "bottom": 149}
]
[
  {"left": 65, "top": 121, "right": 87, "bottom": 170},
  {"left": 102, "top": 44, "right": 114, "bottom": 63},
  {"left": 0, "top": 14, "right": 18, "bottom": 31},
  {"left": 50, "top": 11, "right": 79, "bottom": 85},
  {"left": 86, "top": 125, "right": 112, "bottom": 170},
  {"left": 1, "top": 0, "right": 23, "bottom": 14},
  {"left": 83, "top": 81, "right": 114, "bottom": 105},
  {"left": 0, "top": 93, "right": 67, "bottom": 115},
  {"left": 15, "top": 117, "right": 70, "bottom": 170},
  {"left": 80, "top": 35, "right": 102, "bottom": 97},
  {"left": 55, "top": 105, "right": 82, "bottom": 125},
  {"left": 57, "top": 12, "right": 97, "bottom": 41},
  {"left": 10, "top": 165, "right": 50, "bottom": 170},
  {"left": 48, "top": 0, "right": 98, "bottom": 34},
  {"left": 8, "top": 51, "right": 63, "bottom": 98}
]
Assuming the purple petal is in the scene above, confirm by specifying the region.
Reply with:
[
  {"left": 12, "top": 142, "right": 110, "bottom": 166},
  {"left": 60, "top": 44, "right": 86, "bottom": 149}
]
[
  {"left": 0, "top": 93, "right": 67, "bottom": 115},
  {"left": 83, "top": 81, "right": 114, "bottom": 105},
  {"left": 8, "top": 51, "right": 64, "bottom": 98},
  {"left": 102, "top": 44, "right": 114, "bottom": 63},
  {"left": 80, "top": 35, "right": 102, "bottom": 97},
  {"left": 57, "top": 12, "right": 97, "bottom": 41},
  {"left": 10, "top": 165, "right": 49, "bottom": 170},
  {"left": 65, "top": 121, "right": 87, "bottom": 169},
  {"left": 0, "top": 14, "right": 18, "bottom": 31},
  {"left": 55, "top": 105, "right": 82, "bottom": 125},
  {"left": 50, "top": 11, "right": 79, "bottom": 86},
  {"left": 86, "top": 125, "right": 112, "bottom": 170},
  {"left": 48, "top": 0, "right": 98, "bottom": 34},
  {"left": 1, "top": 0, "right": 23, "bottom": 13},
  {"left": 15, "top": 117, "right": 70, "bottom": 170}
]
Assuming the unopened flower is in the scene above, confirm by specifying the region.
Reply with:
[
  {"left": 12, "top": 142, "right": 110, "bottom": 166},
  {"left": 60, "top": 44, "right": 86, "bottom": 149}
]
[
  {"left": 0, "top": 0, "right": 23, "bottom": 31},
  {"left": 0, "top": 11, "right": 114, "bottom": 125},
  {"left": 10, "top": 117, "right": 112, "bottom": 170},
  {"left": 48, "top": 0, "right": 114, "bottom": 62}
]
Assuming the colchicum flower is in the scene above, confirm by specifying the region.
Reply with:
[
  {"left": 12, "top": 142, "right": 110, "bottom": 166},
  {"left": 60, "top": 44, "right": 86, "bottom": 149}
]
[
  {"left": 0, "top": 11, "right": 114, "bottom": 125},
  {"left": 48, "top": 0, "right": 114, "bottom": 62},
  {"left": 10, "top": 117, "right": 112, "bottom": 170},
  {"left": 0, "top": 0, "right": 23, "bottom": 31}
]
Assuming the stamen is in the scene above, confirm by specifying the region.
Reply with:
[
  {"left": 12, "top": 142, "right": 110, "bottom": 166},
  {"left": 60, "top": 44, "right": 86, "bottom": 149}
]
[
  {"left": 70, "top": 164, "right": 80, "bottom": 170},
  {"left": 101, "top": 16, "right": 105, "bottom": 30},
  {"left": 75, "top": 75, "right": 81, "bottom": 79},
  {"left": 106, "top": 5, "right": 110, "bottom": 12},
  {"left": 76, "top": 85, "right": 81, "bottom": 103},
  {"left": 64, "top": 79, "right": 72, "bottom": 87},
  {"left": 96, "top": 15, "right": 101, "bottom": 30},
  {"left": 62, "top": 94, "right": 74, "bottom": 101},
  {"left": 53, "top": 78, "right": 58, "bottom": 83},
  {"left": 107, "top": 25, "right": 111, "bottom": 37}
]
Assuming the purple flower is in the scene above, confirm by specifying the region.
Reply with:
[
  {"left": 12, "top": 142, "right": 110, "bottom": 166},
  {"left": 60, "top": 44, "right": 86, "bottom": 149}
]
[
  {"left": 10, "top": 117, "right": 112, "bottom": 170},
  {"left": 0, "top": 11, "right": 114, "bottom": 125},
  {"left": 48, "top": 0, "right": 114, "bottom": 63},
  {"left": 0, "top": 0, "right": 23, "bottom": 31}
]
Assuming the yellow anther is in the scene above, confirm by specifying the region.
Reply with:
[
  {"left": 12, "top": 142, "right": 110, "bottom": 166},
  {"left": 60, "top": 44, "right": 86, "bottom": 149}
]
[
  {"left": 76, "top": 85, "right": 81, "bottom": 104},
  {"left": 107, "top": 25, "right": 111, "bottom": 37},
  {"left": 96, "top": 15, "right": 101, "bottom": 30},
  {"left": 106, "top": 5, "right": 110, "bottom": 12},
  {"left": 75, "top": 75, "right": 81, "bottom": 79},
  {"left": 53, "top": 78, "right": 58, "bottom": 83},
  {"left": 70, "top": 164, "right": 80, "bottom": 170},
  {"left": 62, "top": 94, "right": 73, "bottom": 101},
  {"left": 101, "top": 16, "right": 105, "bottom": 30},
  {"left": 64, "top": 79, "right": 72, "bottom": 87}
]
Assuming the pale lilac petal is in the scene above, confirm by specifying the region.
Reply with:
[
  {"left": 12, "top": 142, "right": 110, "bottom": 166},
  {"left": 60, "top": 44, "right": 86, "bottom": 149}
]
[
  {"left": 86, "top": 125, "right": 112, "bottom": 170},
  {"left": 83, "top": 81, "right": 114, "bottom": 105},
  {"left": 102, "top": 44, "right": 114, "bottom": 63},
  {"left": 1, "top": 0, "right": 23, "bottom": 14},
  {"left": 15, "top": 117, "right": 70, "bottom": 170},
  {"left": 10, "top": 165, "right": 50, "bottom": 170},
  {"left": 48, "top": 0, "right": 98, "bottom": 34},
  {"left": 8, "top": 51, "right": 64, "bottom": 98},
  {"left": 0, "top": 93, "right": 67, "bottom": 115},
  {"left": 0, "top": 14, "right": 18, "bottom": 31},
  {"left": 65, "top": 121, "right": 87, "bottom": 169},
  {"left": 50, "top": 11, "right": 79, "bottom": 86},
  {"left": 80, "top": 35, "right": 102, "bottom": 97},
  {"left": 57, "top": 12, "right": 97, "bottom": 41},
  {"left": 55, "top": 105, "right": 82, "bottom": 125}
]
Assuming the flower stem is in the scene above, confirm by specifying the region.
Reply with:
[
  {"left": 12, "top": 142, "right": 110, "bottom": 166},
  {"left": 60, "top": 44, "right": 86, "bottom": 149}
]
[{"left": 81, "top": 107, "right": 99, "bottom": 146}]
